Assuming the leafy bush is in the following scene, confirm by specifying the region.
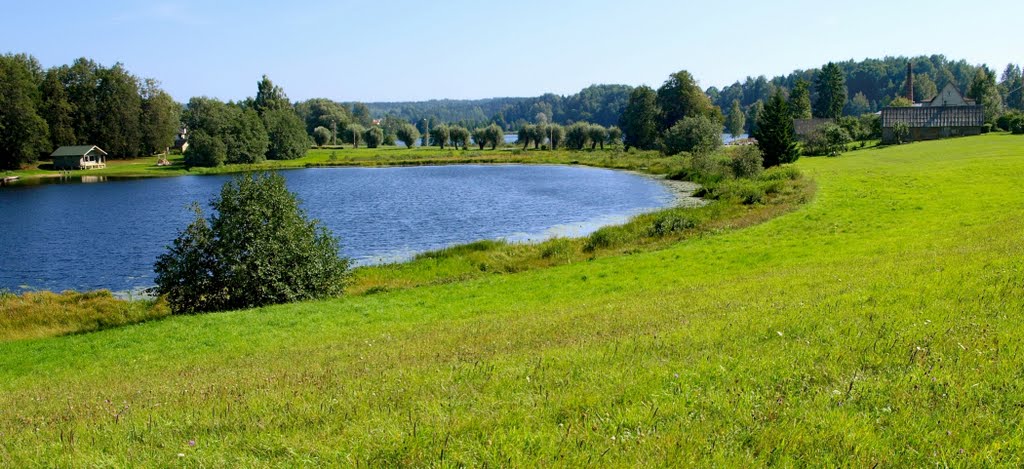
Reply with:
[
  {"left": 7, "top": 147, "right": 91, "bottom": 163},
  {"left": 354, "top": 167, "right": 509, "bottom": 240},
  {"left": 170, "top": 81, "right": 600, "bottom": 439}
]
[
  {"left": 153, "top": 172, "right": 350, "bottom": 314},
  {"left": 759, "top": 165, "right": 802, "bottom": 181},
  {"left": 729, "top": 146, "right": 764, "bottom": 178},
  {"left": 583, "top": 228, "right": 617, "bottom": 252},
  {"left": 649, "top": 212, "right": 697, "bottom": 236},
  {"left": 662, "top": 115, "right": 722, "bottom": 156},
  {"left": 981, "top": 123, "right": 992, "bottom": 134},
  {"left": 892, "top": 122, "right": 911, "bottom": 144},
  {"left": 1010, "top": 115, "right": 1024, "bottom": 135},
  {"left": 803, "top": 123, "right": 851, "bottom": 156}
]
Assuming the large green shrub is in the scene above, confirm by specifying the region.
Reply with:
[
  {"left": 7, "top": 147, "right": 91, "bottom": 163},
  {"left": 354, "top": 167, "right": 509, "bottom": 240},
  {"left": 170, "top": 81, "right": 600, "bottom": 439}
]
[
  {"left": 153, "top": 172, "right": 350, "bottom": 314},
  {"left": 729, "top": 146, "right": 764, "bottom": 178},
  {"left": 662, "top": 115, "right": 722, "bottom": 156},
  {"left": 803, "top": 123, "right": 851, "bottom": 156}
]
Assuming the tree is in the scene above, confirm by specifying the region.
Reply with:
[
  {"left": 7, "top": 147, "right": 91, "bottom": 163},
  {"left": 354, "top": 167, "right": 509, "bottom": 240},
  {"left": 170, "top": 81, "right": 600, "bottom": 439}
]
[
  {"left": 565, "top": 122, "right": 589, "bottom": 150},
  {"left": 224, "top": 108, "right": 269, "bottom": 164},
  {"left": 656, "top": 70, "right": 718, "bottom": 130},
  {"left": 312, "top": 126, "right": 332, "bottom": 147},
  {"left": 529, "top": 124, "right": 546, "bottom": 149},
  {"left": 814, "top": 62, "right": 848, "bottom": 119},
  {"left": 295, "top": 98, "right": 351, "bottom": 139},
  {"left": 396, "top": 123, "right": 420, "bottom": 148},
  {"left": 430, "top": 124, "right": 450, "bottom": 149},
  {"left": 788, "top": 79, "right": 812, "bottom": 119},
  {"left": 549, "top": 124, "right": 566, "bottom": 150},
  {"left": 346, "top": 124, "right": 365, "bottom": 148},
  {"left": 746, "top": 100, "right": 764, "bottom": 136},
  {"left": 94, "top": 63, "right": 143, "bottom": 157},
  {"left": 153, "top": 172, "right": 350, "bottom": 314},
  {"left": 139, "top": 79, "right": 180, "bottom": 155},
  {"left": 968, "top": 67, "right": 1003, "bottom": 123},
  {"left": 606, "top": 126, "right": 622, "bottom": 146},
  {"left": 517, "top": 124, "right": 533, "bottom": 149},
  {"left": 40, "top": 68, "right": 76, "bottom": 150},
  {"left": 448, "top": 125, "right": 471, "bottom": 150},
  {"left": 620, "top": 85, "right": 659, "bottom": 150},
  {"left": 803, "top": 123, "right": 851, "bottom": 156},
  {"left": 662, "top": 115, "right": 722, "bottom": 156},
  {"left": 0, "top": 53, "right": 49, "bottom": 169},
  {"left": 753, "top": 90, "right": 799, "bottom": 167},
  {"left": 888, "top": 96, "right": 913, "bottom": 107},
  {"left": 364, "top": 126, "right": 384, "bottom": 148},
  {"left": 726, "top": 99, "right": 746, "bottom": 137},
  {"left": 1001, "top": 63, "right": 1023, "bottom": 111},
  {"left": 351, "top": 102, "right": 373, "bottom": 127},
  {"left": 484, "top": 123, "right": 504, "bottom": 150},
  {"left": 63, "top": 58, "right": 101, "bottom": 146},
  {"left": 847, "top": 92, "right": 872, "bottom": 116},
  {"left": 254, "top": 75, "right": 289, "bottom": 116},
  {"left": 587, "top": 124, "right": 607, "bottom": 150},
  {"left": 472, "top": 127, "right": 487, "bottom": 150},
  {"left": 263, "top": 108, "right": 309, "bottom": 160},
  {"left": 184, "top": 130, "right": 226, "bottom": 167}
]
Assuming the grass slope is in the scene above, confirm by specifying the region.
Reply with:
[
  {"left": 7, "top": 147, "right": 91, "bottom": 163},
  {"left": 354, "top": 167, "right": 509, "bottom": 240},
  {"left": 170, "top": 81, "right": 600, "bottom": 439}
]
[{"left": 2, "top": 135, "right": 1023, "bottom": 466}]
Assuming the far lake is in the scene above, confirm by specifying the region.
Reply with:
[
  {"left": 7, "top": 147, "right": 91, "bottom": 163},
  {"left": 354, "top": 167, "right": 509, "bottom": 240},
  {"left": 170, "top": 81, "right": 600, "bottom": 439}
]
[{"left": 0, "top": 165, "right": 673, "bottom": 295}]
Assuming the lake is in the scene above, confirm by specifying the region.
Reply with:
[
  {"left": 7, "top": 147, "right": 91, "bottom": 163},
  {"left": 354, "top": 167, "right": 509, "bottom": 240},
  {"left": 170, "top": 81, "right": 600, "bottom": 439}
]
[{"left": 0, "top": 165, "right": 673, "bottom": 295}]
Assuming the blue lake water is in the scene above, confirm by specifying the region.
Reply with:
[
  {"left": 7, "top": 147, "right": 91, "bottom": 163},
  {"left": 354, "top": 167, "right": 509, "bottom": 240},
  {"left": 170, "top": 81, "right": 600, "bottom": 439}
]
[{"left": 0, "top": 165, "right": 673, "bottom": 294}]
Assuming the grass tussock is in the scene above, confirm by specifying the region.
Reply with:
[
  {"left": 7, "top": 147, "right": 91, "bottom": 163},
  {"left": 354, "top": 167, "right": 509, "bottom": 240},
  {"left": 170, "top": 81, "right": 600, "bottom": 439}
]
[{"left": 0, "top": 290, "right": 169, "bottom": 342}]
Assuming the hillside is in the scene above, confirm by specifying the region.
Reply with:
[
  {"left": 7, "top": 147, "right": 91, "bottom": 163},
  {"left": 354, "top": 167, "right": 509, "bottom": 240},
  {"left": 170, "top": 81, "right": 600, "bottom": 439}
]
[{"left": 1, "top": 135, "right": 1023, "bottom": 465}]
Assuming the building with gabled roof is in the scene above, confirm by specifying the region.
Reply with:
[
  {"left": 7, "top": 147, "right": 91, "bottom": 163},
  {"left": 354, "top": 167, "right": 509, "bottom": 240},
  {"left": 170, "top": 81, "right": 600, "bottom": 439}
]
[
  {"left": 880, "top": 67, "right": 983, "bottom": 144},
  {"left": 51, "top": 145, "right": 107, "bottom": 170}
]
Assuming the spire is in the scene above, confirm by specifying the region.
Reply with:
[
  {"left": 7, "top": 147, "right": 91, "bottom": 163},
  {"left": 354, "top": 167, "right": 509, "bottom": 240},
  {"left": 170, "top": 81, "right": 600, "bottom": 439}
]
[{"left": 906, "top": 62, "right": 914, "bottom": 103}]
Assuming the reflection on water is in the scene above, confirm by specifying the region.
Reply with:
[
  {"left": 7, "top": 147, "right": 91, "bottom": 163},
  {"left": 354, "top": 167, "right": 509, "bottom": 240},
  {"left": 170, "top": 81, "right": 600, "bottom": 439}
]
[{"left": 0, "top": 165, "right": 673, "bottom": 293}]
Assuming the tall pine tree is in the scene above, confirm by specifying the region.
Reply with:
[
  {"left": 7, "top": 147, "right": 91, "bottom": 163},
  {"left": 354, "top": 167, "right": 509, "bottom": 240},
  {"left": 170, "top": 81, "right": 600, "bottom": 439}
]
[
  {"left": 814, "top": 62, "right": 847, "bottom": 119},
  {"left": 788, "top": 78, "right": 812, "bottom": 119},
  {"left": 753, "top": 90, "right": 799, "bottom": 168}
]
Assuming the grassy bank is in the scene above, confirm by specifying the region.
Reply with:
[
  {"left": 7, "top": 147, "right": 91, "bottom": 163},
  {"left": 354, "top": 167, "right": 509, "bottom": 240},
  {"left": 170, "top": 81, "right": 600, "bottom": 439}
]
[
  {"left": 5, "top": 146, "right": 683, "bottom": 183},
  {"left": 0, "top": 291, "right": 168, "bottom": 342},
  {"left": 2, "top": 134, "right": 1022, "bottom": 465}
]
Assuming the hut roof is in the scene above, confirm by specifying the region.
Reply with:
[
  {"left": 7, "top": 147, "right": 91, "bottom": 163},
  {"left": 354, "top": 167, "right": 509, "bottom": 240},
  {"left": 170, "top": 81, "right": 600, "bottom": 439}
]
[
  {"left": 50, "top": 145, "right": 107, "bottom": 157},
  {"left": 881, "top": 106, "right": 984, "bottom": 128}
]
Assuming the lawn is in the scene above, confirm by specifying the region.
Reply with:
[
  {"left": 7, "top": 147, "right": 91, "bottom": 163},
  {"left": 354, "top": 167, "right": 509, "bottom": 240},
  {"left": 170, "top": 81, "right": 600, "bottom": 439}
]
[{"left": 1, "top": 134, "right": 1023, "bottom": 466}]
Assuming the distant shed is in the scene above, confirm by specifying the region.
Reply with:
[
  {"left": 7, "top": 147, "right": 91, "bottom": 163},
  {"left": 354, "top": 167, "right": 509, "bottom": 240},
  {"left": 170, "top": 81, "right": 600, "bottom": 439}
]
[{"left": 51, "top": 145, "right": 108, "bottom": 170}]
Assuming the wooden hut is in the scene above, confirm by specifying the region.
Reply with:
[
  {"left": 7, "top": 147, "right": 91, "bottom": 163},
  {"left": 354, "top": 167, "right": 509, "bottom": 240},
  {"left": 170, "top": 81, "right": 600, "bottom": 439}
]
[{"left": 51, "top": 145, "right": 108, "bottom": 170}]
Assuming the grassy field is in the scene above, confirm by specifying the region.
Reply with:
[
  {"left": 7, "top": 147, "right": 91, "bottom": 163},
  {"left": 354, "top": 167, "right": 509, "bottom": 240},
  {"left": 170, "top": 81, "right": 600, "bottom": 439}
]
[{"left": 1, "top": 134, "right": 1023, "bottom": 465}]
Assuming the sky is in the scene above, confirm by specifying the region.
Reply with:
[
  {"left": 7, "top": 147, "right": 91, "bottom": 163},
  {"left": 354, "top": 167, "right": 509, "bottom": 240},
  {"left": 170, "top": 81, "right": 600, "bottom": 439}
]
[{"left": 3, "top": 0, "right": 1022, "bottom": 103}]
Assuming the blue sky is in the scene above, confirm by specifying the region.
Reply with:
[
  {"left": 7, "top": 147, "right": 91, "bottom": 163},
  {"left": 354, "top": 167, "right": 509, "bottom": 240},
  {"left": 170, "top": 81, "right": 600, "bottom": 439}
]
[{"left": 3, "top": 0, "right": 1021, "bottom": 103}]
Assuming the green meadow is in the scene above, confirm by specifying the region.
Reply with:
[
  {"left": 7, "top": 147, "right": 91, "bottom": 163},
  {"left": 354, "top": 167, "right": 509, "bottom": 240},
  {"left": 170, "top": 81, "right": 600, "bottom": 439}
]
[{"left": 2, "top": 134, "right": 1024, "bottom": 465}]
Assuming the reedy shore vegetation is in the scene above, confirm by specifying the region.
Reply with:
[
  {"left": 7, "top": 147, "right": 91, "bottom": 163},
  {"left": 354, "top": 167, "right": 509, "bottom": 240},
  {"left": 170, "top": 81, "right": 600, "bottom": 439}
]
[{"left": 1, "top": 134, "right": 1022, "bottom": 465}]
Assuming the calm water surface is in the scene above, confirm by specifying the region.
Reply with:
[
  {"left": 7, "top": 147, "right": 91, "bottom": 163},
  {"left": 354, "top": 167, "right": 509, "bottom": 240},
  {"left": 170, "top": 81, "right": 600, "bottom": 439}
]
[{"left": 0, "top": 165, "right": 672, "bottom": 294}]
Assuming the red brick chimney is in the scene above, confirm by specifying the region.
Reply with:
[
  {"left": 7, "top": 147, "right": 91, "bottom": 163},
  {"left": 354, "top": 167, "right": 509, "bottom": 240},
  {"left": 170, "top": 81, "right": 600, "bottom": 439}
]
[{"left": 906, "top": 62, "right": 914, "bottom": 103}]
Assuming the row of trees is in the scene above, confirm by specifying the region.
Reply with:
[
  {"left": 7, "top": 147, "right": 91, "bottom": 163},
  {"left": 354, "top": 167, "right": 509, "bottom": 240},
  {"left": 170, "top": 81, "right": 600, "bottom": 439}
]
[
  {"left": 0, "top": 54, "right": 179, "bottom": 169},
  {"left": 515, "top": 122, "right": 622, "bottom": 150},
  {"left": 183, "top": 76, "right": 309, "bottom": 167},
  {"left": 618, "top": 70, "right": 724, "bottom": 153}
]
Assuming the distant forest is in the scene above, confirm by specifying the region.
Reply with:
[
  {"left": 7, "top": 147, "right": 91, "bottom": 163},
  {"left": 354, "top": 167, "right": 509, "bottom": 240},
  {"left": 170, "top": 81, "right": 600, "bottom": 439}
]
[
  {"left": 351, "top": 84, "right": 632, "bottom": 130},
  {"left": 344, "top": 55, "right": 1022, "bottom": 132}
]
